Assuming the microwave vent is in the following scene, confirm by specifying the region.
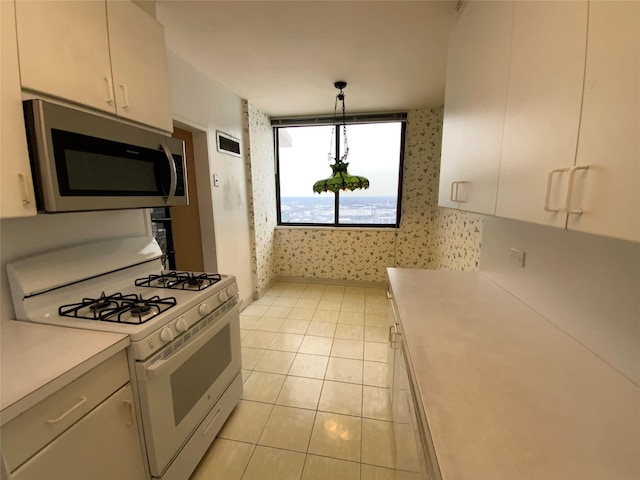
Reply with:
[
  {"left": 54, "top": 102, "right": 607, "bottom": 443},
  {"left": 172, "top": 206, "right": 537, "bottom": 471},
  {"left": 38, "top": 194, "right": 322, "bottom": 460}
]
[{"left": 216, "top": 131, "right": 241, "bottom": 157}]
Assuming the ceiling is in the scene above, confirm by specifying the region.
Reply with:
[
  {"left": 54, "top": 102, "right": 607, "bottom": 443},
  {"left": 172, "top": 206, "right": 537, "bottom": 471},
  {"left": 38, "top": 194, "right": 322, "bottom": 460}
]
[{"left": 156, "top": 1, "right": 461, "bottom": 118}]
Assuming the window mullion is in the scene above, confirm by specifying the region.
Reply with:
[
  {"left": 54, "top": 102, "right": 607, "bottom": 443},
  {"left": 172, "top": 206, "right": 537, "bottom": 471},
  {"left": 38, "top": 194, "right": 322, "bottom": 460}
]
[{"left": 334, "top": 126, "right": 340, "bottom": 226}]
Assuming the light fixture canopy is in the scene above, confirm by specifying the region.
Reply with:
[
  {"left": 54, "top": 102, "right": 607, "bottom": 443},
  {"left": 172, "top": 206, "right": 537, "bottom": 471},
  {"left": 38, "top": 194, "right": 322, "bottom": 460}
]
[{"left": 313, "top": 82, "right": 370, "bottom": 194}]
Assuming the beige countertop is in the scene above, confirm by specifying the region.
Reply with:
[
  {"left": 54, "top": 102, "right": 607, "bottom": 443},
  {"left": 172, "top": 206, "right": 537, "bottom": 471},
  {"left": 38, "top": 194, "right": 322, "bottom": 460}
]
[
  {"left": 0, "top": 319, "right": 129, "bottom": 425},
  {"left": 387, "top": 268, "right": 640, "bottom": 480}
]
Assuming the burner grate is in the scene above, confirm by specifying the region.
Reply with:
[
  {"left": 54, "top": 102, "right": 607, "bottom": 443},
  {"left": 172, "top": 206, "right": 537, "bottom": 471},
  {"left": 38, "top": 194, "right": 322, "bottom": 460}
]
[
  {"left": 135, "top": 271, "right": 221, "bottom": 291},
  {"left": 59, "top": 292, "right": 177, "bottom": 324}
]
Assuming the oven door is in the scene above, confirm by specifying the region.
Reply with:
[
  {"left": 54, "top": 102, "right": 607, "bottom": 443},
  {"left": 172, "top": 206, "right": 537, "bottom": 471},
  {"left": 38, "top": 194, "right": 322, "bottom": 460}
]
[{"left": 135, "top": 302, "right": 241, "bottom": 477}]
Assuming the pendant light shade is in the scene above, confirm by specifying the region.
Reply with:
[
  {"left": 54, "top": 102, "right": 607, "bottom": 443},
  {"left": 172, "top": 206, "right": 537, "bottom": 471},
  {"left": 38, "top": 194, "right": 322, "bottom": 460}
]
[
  {"left": 313, "top": 162, "right": 370, "bottom": 193},
  {"left": 313, "top": 81, "right": 369, "bottom": 194}
]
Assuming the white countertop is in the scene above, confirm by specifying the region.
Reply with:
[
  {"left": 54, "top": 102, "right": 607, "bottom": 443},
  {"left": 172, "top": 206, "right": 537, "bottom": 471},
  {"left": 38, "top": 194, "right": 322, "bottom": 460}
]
[
  {"left": 387, "top": 268, "right": 640, "bottom": 480},
  {"left": 0, "top": 319, "right": 129, "bottom": 425}
]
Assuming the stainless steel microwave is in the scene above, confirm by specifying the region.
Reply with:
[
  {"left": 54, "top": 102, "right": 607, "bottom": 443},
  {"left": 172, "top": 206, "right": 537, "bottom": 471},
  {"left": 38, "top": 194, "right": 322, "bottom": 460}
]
[{"left": 23, "top": 99, "right": 188, "bottom": 213}]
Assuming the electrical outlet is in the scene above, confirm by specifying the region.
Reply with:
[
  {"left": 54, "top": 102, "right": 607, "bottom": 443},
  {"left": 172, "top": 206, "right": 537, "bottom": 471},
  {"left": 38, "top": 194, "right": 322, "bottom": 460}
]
[{"left": 509, "top": 248, "right": 526, "bottom": 267}]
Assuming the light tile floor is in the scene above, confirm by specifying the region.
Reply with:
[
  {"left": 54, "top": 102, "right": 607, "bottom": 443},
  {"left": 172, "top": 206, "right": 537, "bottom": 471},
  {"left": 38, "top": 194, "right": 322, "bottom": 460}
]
[{"left": 190, "top": 282, "right": 421, "bottom": 480}]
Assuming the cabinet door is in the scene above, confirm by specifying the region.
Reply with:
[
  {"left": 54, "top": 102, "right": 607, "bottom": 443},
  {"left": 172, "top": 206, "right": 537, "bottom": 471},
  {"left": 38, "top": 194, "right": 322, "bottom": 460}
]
[
  {"left": 393, "top": 341, "right": 428, "bottom": 477},
  {"left": 439, "top": 1, "right": 513, "bottom": 214},
  {"left": 496, "top": 1, "right": 588, "bottom": 227},
  {"left": 12, "top": 384, "right": 146, "bottom": 480},
  {"left": 107, "top": 0, "right": 173, "bottom": 133},
  {"left": 1, "top": 0, "right": 36, "bottom": 218},
  {"left": 567, "top": 1, "right": 640, "bottom": 243},
  {"left": 15, "top": 0, "right": 115, "bottom": 115},
  {"left": 389, "top": 298, "right": 428, "bottom": 477}
]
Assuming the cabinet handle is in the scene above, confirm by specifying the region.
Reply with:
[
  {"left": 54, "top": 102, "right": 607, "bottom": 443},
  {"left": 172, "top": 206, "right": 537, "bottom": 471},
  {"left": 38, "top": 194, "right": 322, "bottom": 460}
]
[
  {"left": 450, "top": 181, "right": 468, "bottom": 203},
  {"left": 104, "top": 77, "right": 114, "bottom": 105},
  {"left": 565, "top": 165, "right": 589, "bottom": 215},
  {"left": 17, "top": 173, "right": 31, "bottom": 205},
  {"left": 544, "top": 168, "right": 569, "bottom": 212},
  {"left": 45, "top": 396, "right": 87, "bottom": 424},
  {"left": 389, "top": 324, "right": 400, "bottom": 349},
  {"left": 119, "top": 84, "right": 130, "bottom": 109},
  {"left": 122, "top": 399, "right": 135, "bottom": 426},
  {"left": 450, "top": 181, "right": 458, "bottom": 202},
  {"left": 203, "top": 407, "right": 222, "bottom": 436}
]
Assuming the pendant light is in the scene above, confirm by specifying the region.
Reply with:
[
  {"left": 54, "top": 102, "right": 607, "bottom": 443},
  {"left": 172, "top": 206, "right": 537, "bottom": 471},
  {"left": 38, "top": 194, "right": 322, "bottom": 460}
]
[{"left": 312, "top": 82, "right": 370, "bottom": 194}]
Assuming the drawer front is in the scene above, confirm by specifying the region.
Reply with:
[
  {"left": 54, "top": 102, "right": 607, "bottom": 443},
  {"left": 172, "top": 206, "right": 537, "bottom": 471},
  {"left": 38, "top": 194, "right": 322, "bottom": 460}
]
[{"left": 2, "top": 350, "right": 129, "bottom": 472}]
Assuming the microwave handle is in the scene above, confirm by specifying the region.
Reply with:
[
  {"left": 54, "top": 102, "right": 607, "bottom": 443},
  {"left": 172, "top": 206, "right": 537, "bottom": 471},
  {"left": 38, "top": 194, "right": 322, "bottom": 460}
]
[{"left": 160, "top": 142, "right": 177, "bottom": 203}]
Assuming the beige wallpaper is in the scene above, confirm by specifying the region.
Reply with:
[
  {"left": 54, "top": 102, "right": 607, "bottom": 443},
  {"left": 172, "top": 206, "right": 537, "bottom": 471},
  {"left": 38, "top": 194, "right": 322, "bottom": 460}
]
[
  {"left": 265, "top": 108, "right": 483, "bottom": 284},
  {"left": 243, "top": 101, "right": 278, "bottom": 294}
]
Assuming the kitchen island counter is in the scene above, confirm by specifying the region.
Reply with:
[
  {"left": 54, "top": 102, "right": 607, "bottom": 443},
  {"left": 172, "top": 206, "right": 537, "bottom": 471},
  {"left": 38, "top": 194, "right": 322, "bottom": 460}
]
[
  {"left": 0, "top": 319, "right": 129, "bottom": 425},
  {"left": 387, "top": 268, "right": 639, "bottom": 480}
]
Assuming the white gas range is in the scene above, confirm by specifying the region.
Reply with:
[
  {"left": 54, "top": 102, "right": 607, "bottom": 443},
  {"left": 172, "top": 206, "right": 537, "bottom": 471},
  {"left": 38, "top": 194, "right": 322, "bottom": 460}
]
[{"left": 7, "top": 236, "right": 243, "bottom": 480}]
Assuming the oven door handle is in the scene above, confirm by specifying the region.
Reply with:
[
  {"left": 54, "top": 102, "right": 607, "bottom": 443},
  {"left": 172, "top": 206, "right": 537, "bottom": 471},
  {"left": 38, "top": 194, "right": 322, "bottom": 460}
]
[{"left": 141, "top": 308, "right": 234, "bottom": 382}]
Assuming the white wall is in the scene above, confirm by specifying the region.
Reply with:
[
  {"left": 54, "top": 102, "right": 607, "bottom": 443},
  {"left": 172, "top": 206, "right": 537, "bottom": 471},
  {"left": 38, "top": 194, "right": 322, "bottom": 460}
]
[
  {"left": 480, "top": 216, "right": 640, "bottom": 385},
  {"left": 166, "top": 50, "right": 254, "bottom": 305},
  {"left": 0, "top": 209, "right": 149, "bottom": 320}
]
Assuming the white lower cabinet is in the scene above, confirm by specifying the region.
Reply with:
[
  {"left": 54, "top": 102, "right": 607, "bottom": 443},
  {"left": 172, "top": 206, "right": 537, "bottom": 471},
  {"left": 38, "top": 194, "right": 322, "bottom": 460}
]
[
  {"left": 389, "top": 296, "right": 435, "bottom": 479},
  {"left": 2, "top": 350, "right": 146, "bottom": 480},
  {"left": 12, "top": 383, "right": 146, "bottom": 480}
]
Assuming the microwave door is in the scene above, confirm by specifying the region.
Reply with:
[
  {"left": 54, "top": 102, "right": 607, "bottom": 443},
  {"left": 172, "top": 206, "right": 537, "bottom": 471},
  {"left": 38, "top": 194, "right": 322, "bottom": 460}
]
[
  {"left": 23, "top": 99, "right": 188, "bottom": 213},
  {"left": 44, "top": 130, "right": 184, "bottom": 212}
]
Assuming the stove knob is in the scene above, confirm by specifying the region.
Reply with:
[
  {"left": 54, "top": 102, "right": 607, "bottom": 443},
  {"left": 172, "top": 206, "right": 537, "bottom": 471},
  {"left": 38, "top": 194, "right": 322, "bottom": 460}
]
[
  {"left": 198, "top": 303, "right": 210, "bottom": 316},
  {"left": 225, "top": 286, "right": 234, "bottom": 298},
  {"left": 175, "top": 317, "right": 188, "bottom": 333},
  {"left": 218, "top": 290, "right": 228, "bottom": 302},
  {"left": 160, "top": 327, "right": 174, "bottom": 343}
]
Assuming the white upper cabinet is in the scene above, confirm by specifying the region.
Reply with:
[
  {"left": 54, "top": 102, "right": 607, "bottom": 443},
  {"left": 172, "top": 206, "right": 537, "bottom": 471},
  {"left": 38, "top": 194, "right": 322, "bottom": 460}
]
[
  {"left": 567, "top": 1, "right": 639, "bottom": 243},
  {"left": 14, "top": 0, "right": 173, "bottom": 133},
  {"left": 496, "top": 0, "right": 588, "bottom": 228},
  {"left": 15, "top": 0, "right": 114, "bottom": 115},
  {"left": 1, "top": 0, "right": 36, "bottom": 218},
  {"left": 439, "top": 1, "right": 513, "bottom": 214},
  {"left": 107, "top": 1, "right": 173, "bottom": 133},
  {"left": 440, "top": 0, "right": 639, "bottom": 243}
]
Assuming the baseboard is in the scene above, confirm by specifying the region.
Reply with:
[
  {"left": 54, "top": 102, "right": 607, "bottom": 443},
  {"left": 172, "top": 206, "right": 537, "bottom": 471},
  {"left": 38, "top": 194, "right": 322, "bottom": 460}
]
[
  {"left": 274, "top": 275, "right": 387, "bottom": 290},
  {"left": 253, "top": 278, "right": 279, "bottom": 300}
]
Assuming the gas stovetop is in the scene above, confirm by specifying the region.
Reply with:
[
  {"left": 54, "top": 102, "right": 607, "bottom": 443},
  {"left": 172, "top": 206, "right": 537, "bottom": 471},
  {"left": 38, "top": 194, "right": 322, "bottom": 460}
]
[
  {"left": 135, "top": 271, "right": 222, "bottom": 291},
  {"left": 56, "top": 270, "right": 224, "bottom": 325},
  {"left": 7, "top": 238, "right": 238, "bottom": 355},
  {"left": 59, "top": 292, "right": 178, "bottom": 325}
]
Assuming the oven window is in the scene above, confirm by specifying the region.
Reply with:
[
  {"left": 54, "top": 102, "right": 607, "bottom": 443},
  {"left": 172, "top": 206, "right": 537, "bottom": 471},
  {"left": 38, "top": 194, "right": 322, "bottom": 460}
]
[{"left": 170, "top": 324, "right": 231, "bottom": 426}]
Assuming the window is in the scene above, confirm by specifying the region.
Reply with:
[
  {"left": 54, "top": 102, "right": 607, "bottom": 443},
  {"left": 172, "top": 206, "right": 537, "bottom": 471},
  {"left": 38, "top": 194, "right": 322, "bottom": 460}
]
[{"left": 274, "top": 116, "right": 406, "bottom": 227}]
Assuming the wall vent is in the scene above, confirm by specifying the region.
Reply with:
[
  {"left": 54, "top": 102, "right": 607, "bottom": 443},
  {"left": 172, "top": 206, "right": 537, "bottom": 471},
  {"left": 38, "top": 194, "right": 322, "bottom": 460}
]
[{"left": 216, "top": 131, "right": 241, "bottom": 157}]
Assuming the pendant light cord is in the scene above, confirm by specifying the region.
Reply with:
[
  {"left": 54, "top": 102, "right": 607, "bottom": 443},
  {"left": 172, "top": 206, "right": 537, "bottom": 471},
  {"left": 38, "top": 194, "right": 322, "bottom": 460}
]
[
  {"left": 338, "top": 87, "right": 349, "bottom": 163},
  {"left": 328, "top": 94, "right": 338, "bottom": 163}
]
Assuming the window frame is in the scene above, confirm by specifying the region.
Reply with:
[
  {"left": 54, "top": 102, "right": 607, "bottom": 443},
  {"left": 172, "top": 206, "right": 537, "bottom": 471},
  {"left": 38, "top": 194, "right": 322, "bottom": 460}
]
[{"left": 273, "top": 114, "right": 406, "bottom": 228}]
